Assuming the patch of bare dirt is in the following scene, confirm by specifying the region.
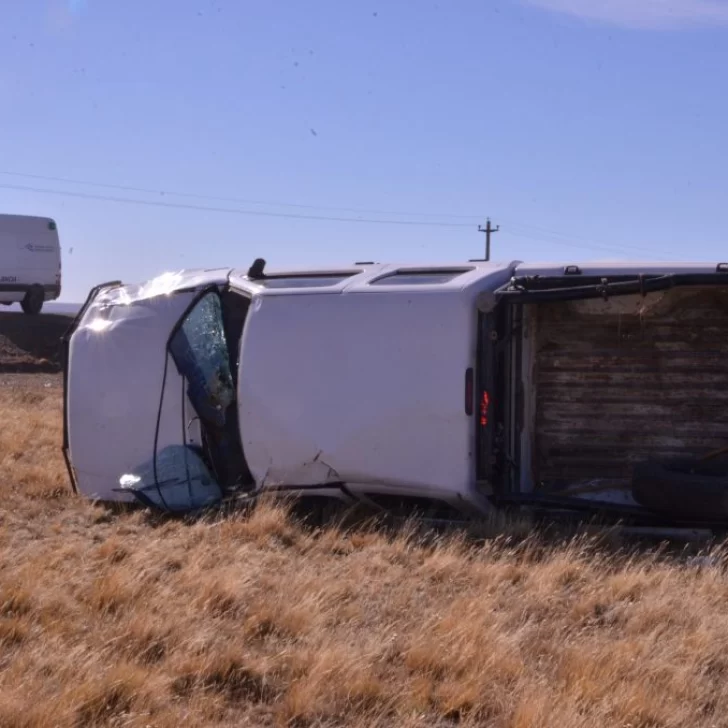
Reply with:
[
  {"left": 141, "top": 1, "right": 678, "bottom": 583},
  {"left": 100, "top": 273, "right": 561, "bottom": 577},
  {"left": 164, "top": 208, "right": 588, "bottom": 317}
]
[{"left": 0, "top": 312, "right": 73, "bottom": 373}]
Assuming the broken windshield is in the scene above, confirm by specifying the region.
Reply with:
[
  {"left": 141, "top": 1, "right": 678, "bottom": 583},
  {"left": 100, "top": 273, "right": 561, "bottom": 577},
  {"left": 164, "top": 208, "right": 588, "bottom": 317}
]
[{"left": 168, "top": 291, "right": 235, "bottom": 429}]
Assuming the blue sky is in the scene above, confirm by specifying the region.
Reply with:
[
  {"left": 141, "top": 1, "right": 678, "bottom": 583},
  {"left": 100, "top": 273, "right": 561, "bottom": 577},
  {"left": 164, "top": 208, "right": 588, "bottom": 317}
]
[{"left": 2, "top": 0, "right": 728, "bottom": 301}]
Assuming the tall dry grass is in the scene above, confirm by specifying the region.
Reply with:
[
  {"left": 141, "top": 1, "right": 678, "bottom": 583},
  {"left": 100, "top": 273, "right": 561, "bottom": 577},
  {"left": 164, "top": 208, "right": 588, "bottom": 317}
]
[{"left": 1, "top": 378, "right": 728, "bottom": 727}]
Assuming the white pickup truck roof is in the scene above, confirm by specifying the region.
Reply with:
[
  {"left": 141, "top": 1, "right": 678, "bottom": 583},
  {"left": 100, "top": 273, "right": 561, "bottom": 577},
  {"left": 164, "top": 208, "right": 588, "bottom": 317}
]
[
  {"left": 228, "top": 259, "right": 728, "bottom": 297},
  {"left": 228, "top": 261, "right": 520, "bottom": 296}
]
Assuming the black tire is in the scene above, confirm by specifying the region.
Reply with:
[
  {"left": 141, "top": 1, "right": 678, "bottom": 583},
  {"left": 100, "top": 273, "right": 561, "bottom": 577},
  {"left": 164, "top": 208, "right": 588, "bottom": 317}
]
[
  {"left": 631, "top": 458, "right": 728, "bottom": 521},
  {"left": 20, "top": 286, "right": 44, "bottom": 315}
]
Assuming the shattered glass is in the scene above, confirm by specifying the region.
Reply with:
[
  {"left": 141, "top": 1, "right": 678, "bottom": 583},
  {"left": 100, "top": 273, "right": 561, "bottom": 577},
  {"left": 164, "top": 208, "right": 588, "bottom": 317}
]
[{"left": 169, "top": 292, "right": 235, "bottom": 428}]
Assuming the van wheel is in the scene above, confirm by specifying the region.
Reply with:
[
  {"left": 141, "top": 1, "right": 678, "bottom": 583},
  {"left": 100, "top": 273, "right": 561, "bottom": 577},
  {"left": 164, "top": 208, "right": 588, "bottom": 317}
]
[{"left": 21, "top": 286, "right": 44, "bottom": 315}]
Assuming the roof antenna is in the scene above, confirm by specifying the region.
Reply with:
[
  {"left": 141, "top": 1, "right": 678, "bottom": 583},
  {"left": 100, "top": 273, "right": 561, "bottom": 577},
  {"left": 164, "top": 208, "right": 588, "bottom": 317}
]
[{"left": 247, "top": 258, "right": 267, "bottom": 280}]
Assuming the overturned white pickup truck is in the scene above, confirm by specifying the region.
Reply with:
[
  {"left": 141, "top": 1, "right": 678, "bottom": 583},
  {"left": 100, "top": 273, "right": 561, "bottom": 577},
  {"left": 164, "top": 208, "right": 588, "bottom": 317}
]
[{"left": 63, "top": 259, "right": 728, "bottom": 527}]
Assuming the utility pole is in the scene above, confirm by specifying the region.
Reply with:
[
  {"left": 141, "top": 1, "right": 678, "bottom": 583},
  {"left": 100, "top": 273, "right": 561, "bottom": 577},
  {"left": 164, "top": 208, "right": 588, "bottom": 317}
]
[{"left": 477, "top": 218, "right": 499, "bottom": 261}]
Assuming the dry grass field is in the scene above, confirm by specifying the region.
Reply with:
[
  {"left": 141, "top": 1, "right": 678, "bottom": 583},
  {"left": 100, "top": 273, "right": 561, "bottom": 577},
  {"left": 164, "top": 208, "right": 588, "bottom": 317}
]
[{"left": 3, "top": 372, "right": 728, "bottom": 727}]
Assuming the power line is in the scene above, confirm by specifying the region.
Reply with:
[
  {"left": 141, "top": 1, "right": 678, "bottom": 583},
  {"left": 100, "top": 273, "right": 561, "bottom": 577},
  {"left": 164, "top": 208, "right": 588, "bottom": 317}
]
[
  {"left": 0, "top": 182, "right": 475, "bottom": 228},
  {"left": 502, "top": 229, "right": 681, "bottom": 260},
  {"left": 0, "top": 170, "right": 485, "bottom": 221},
  {"left": 502, "top": 219, "right": 676, "bottom": 257},
  {"left": 1, "top": 170, "right": 685, "bottom": 259}
]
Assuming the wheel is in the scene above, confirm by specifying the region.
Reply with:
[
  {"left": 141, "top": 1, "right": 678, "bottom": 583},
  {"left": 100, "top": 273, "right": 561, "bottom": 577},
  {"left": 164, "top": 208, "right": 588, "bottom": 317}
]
[
  {"left": 631, "top": 458, "right": 728, "bottom": 521},
  {"left": 21, "top": 286, "right": 44, "bottom": 315}
]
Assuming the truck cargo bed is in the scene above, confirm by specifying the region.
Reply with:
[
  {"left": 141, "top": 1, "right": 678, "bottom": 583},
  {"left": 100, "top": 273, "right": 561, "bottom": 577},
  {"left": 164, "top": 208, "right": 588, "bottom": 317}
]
[{"left": 526, "top": 287, "right": 728, "bottom": 492}]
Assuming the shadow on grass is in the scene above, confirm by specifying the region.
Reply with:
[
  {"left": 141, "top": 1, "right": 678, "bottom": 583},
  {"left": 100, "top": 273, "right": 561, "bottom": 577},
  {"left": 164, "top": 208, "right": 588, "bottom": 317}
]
[{"left": 88, "top": 489, "right": 728, "bottom": 567}]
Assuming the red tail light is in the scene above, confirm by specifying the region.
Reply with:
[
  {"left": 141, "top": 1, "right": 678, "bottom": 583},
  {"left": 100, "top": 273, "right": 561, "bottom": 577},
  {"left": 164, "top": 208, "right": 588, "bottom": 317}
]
[{"left": 480, "top": 391, "right": 490, "bottom": 427}]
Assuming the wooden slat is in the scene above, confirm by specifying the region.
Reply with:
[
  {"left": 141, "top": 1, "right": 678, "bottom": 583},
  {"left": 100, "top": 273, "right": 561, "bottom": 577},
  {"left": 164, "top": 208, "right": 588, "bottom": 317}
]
[{"left": 533, "top": 287, "right": 728, "bottom": 490}]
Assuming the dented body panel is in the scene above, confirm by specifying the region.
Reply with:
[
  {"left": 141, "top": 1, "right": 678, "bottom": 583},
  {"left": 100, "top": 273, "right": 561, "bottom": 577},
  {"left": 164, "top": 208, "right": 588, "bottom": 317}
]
[
  {"left": 65, "top": 270, "right": 230, "bottom": 501},
  {"left": 231, "top": 262, "right": 515, "bottom": 501},
  {"left": 238, "top": 289, "right": 477, "bottom": 494}
]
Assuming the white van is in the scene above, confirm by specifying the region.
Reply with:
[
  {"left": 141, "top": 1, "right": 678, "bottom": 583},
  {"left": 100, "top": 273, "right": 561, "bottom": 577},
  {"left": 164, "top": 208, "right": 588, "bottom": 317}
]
[{"left": 0, "top": 214, "right": 62, "bottom": 314}]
